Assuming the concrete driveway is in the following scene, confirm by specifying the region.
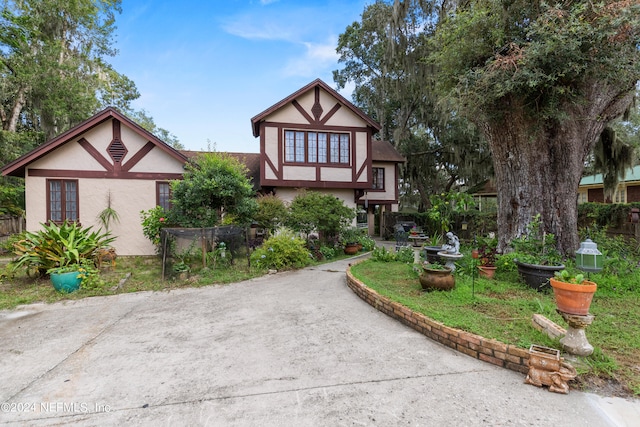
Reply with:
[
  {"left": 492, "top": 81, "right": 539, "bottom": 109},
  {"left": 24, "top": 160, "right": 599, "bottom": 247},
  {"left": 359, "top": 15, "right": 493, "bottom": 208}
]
[{"left": 1, "top": 256, "right": 638, "bottom": 426}]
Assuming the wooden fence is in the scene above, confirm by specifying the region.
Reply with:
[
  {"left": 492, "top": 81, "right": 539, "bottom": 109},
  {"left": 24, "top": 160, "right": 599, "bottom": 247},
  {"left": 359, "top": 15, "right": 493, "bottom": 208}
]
[{"left": 0, "top": 214, "right": 25, "bottom": 250}]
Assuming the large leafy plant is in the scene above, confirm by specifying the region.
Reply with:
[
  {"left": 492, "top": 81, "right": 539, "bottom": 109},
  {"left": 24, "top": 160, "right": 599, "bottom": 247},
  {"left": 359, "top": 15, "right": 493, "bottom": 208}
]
[
  {"left": 249, "top": 228, "right": 311, "bottom": 271},
  {"left": 10, "top": 221, "right": 115, "bottom": 275},
  {"left": 510, "top": 214, "right": 562, "bottom": 266}
]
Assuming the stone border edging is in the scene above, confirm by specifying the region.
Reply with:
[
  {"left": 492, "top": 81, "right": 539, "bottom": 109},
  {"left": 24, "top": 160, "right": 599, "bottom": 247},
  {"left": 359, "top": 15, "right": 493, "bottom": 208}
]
[{"left": 346, "top": 265, "right": 530, "bottom": 375}]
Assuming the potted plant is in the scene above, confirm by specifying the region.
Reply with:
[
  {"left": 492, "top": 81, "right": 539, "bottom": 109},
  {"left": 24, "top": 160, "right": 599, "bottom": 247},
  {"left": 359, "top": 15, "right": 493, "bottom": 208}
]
[
  {"left": 549, "top": 269, "right": 597, "bottom": 315},
  {"left": 47, "top": 260, "right": 93, "bottom": 293},
  {"left": 419, "top": 261, "right": 455, "bottom": 291},
  {"left": 477, "top": 235, "right": 498, "bottom": 279},
  {"left": 510, "top": 214, "right": 564, "bottom": 291},
  {"left": 340, "top": 227, "right": 362, "bottom": 255}
]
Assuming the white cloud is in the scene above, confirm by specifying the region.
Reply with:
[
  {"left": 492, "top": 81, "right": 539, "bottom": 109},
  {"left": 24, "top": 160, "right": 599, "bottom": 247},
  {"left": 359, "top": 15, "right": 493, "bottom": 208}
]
[
  {"left": 283, "top": 38, "right": 340, "bottom": 77},
  {"left": 222, "top": 18, "right": 296, "bottom": 41}
]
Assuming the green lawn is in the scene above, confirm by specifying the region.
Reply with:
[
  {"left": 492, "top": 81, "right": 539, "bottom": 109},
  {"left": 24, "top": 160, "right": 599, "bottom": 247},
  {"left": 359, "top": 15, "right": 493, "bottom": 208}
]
[{"left": 349, "top": 259, "right": 640, "bottom": 397}]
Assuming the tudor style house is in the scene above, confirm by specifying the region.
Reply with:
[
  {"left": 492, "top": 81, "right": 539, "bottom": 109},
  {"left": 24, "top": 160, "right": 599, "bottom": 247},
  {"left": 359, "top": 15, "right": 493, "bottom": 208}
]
[
  {"left": 1, "top": 107, "right": 187, "bottom": 255},
  {"left": 1, "top": 79, "right": 404, "bottom": 256},
  {"left": 250, "top": 79, "right": 404, "bottom": 235}
]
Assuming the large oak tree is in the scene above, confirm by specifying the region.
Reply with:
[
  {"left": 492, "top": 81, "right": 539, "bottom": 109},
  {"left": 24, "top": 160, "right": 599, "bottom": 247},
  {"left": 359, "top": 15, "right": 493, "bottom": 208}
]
[{"left": 431, "top": 0, "right": 640, "bottom": 254}]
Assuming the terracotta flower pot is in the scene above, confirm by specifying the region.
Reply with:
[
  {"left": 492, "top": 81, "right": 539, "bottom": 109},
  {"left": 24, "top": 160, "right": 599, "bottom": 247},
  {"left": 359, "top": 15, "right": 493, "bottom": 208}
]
[
  {"left": 478, "top": 265, "right": 497, "bottom": 279},
  {"left": 344, "top": 244, "right": 359, "bottom": 255},
  {"left": 549, "top": 277, "right": 597, "bottom": 316},
  {"left": 419, "top": 266, "right": 455, "bottom": 291}
]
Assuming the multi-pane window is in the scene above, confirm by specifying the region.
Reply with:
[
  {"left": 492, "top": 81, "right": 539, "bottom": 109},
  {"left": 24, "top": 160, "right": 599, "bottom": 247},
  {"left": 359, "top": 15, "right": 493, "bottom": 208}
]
[
  {"left": 157, "top": 182, "right": 172, "bottom": 210},
  {"left": 284, "top": 130, "right": 349, "bottom": 164},
  {"left": 372, "top": 168, "right": 385, "bottom": 190},
  {"left": 48, "top": 179, "right": 78, "bottom": 223}
]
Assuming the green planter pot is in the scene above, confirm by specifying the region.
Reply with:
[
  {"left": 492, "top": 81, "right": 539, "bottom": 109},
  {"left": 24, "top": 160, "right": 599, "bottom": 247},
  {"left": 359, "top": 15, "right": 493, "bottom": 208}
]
[{"left": 50, "top": 272, "right": 82, "bottom": 293}]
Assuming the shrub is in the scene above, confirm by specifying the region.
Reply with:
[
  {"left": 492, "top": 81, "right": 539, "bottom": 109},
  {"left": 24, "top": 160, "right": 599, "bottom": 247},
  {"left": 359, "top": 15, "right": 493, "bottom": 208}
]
[
  {"left": 287, "top": 190, "right": 355, "bottom": 242},
  {"left": 250, "top": 229, "right": 311, "bottom": 271},
  {"left": 255, "top": 194, "right": 288, "bottom": 236},
  {"left": 319, "top": 245, "right": 338, "bottom": 260},
  {"left": 371, "top": 246, "right": 397, "bottom": 262},
  {"left": 140, "top": 206, "right": 170, "bottom": 248},
  {"left": 170, "top": 153, "right": 258, "bottom": 227},
  {"left": 10, "top": 221, "right": 115, "bottom": 276},
  {"left": 395, "top": 246, "right": 415, "bottom": 264},
  {"left": 359, "top": 235, "right": 376, "bottom": 251}
]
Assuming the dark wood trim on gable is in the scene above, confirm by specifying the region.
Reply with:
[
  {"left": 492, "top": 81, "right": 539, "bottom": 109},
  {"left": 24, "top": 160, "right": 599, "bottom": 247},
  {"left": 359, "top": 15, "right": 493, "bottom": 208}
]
[
  {"left": 1, "top": 107, "right": 187, "bottom": 178},
  {"left": 291, "top": 100, "right": 315, "bottom": 125},
  {"left": 319, "top": 103, "right": 342, "bottom": 126},
  {"left": 251, "top": 79, "right": 381, "bottom": 137},
  {"left": 78, "top": 138, "right": 112, "bottom": 171},
  {"left": 28, "top": 169, "right": 182, "bottom": 180},
  {"left": 122, "top": 141, "right": 155, "bottom": 172}
]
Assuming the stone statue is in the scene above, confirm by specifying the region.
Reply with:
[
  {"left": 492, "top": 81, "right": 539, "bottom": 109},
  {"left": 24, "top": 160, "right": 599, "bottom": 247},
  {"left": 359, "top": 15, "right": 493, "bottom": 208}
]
[
  {"left": 442, "top": 232, "right": 460, "bottom": 254},
  {"left": 525, "top": 360, "right": 577, "bottom": 394}
]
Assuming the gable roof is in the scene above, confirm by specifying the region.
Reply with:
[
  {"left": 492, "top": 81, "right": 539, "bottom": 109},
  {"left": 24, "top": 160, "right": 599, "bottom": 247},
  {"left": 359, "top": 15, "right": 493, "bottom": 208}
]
[
  {"left": 580, "top": 165, "right": 640, "bottom": 186},
  {"left": 1, "top": 107, "right": 188, "bottom": 178},
  {"left": 372, "top": 140, "right": 405, "bottom": 163},
  {"left": 250, "top": 78, "right": 381, "bottom": 138}
]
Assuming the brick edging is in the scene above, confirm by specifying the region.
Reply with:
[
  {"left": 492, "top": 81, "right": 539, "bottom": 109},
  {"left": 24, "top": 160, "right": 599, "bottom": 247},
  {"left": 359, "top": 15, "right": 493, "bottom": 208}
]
[{"left": 346, "top": 266, "right": 530, "bottom": 374}]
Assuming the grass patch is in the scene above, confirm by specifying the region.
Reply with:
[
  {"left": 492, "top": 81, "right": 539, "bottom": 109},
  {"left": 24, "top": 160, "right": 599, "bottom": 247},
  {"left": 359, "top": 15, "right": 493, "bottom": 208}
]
[
  {"left": 0, "top": 249, "right": 357, "bottom": 311},
  {"left": 350, "top": 259, "right": 640, "bottom": 397},
  {"left": 0, "top": 255, "right": 265, "bottom": 310}
]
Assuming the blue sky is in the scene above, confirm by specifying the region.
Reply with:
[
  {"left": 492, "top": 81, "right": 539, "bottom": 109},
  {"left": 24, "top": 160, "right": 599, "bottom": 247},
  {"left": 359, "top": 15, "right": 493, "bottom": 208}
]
[{"left": 109, "top": 0, "right": 371, "bottom": 153}]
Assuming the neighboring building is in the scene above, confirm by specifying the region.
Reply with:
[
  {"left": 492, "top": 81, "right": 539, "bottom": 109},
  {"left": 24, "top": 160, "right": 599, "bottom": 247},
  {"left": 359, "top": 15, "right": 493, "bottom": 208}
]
[
  {"left": 1, "top": 79, "right": 405, "bottom": 255},
  {"left": 251, "top": 79, "right": 404, "bottom": 236},
  {"left": 578, "top": 165, "right": 640, "bottom": 203},
  {"left": 1, "top": 107, "right": 187, "bottom": 256}
]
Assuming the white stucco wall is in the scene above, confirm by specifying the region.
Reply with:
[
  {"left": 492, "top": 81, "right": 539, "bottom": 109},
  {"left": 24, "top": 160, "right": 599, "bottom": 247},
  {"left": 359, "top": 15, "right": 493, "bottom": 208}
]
[
  {"left": 24, "top": 118, "right": 185, "bottom": 256},
  {"left": 370, "top": 162, "right": 398, "bottom": 203}
]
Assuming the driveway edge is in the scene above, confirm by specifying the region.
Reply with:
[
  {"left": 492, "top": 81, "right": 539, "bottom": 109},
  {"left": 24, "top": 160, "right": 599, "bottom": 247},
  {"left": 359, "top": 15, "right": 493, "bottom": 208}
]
[{"left": 345, "top": 264, "right": 530, "bottom": 375}]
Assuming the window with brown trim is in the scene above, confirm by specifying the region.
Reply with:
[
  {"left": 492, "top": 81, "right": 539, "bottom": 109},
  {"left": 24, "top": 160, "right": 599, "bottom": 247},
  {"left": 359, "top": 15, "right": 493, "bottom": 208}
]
[
  {"left": 372, "top": 167, "right": 385, "bottom": 190},
  {"left": 284, "top": 130, "right": 349, "bottom": 165},
  {"left": 47, "top": 179, "right": 78, "bottom": 223},
  {"left": 157, "top": 181, "right": 172, "bottom": 210}
]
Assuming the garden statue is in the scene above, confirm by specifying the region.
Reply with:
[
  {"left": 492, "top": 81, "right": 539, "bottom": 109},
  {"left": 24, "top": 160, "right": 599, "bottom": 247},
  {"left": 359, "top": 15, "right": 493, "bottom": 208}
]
[
  {"left": 437, "top": 232, "right": 463, "bottom": 271},
  {"left": 442, "top": 232, "right": 460, "bottom": 254}
]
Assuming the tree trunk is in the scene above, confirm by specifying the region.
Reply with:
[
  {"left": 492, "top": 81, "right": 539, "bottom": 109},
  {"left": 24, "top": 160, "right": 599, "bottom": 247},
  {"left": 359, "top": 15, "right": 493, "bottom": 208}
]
[
  {"left": 6, "top": 86, "right": 26, "bottom": 132},
  {"left": 482, "top": 81, "right": 635, "bottom": 256}
]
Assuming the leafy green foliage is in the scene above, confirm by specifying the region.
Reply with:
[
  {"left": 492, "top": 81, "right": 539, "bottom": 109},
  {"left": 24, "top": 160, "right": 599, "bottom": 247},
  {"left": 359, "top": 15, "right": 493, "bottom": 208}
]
[
  {"left": 140, "top": 206, "right": 171, "bottom": 248},
  {"left": 250, "top": 229, "right": 311, "bottom": 271},
  {"left": 10, "top": 221, "right": 115, "bottom": 275},
  {"left": 371, "top": 246, "right": 397, "bottom": 262},
  {"left": 359, "top": 235, "right": 376, "bottom": 251},
  {"left": 339, "top": 226, "right": 363, "bottom": 245},
  {"left": 286, "top": 191, "right": 355, "bottom": 242},
  {"left": 334, "top": 1, "right": 491, "bottom": 209},
  {"left": 0, "top": 0, "right": 138, "bottom": 138},
  {"left": 371, "top": 245, "right": 414, "bottom": 263},
  {"left": 554, "top": 269, "right": 585, "bottom": 285},
  {"left": 426, "top": 191, "right": 475, "bottom": 237},
  {"left": 510, "top": 214, "right": 563, "bottom": 266},
  {"left": 477, "top": 235, "right": 498, "bottom": 267},
  {"left": 170, "top": 153, "right": 258, "bottom": 228},
  {"left": 254, "top": 194, "right": 288, "bottom": 236}
]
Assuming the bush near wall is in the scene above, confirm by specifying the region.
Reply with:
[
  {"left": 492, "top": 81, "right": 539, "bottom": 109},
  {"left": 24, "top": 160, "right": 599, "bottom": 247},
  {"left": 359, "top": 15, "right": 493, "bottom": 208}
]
[{"left": 578, "top": 202, "right": 640, "bottom": 239}]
